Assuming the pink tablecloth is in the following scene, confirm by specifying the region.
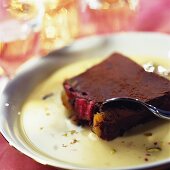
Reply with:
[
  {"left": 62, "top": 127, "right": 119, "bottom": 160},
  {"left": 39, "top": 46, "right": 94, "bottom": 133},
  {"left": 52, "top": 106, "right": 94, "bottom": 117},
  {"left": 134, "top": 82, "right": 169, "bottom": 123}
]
[
  {"left": 1, "top": 0, "right": 170, "bottom": 170},
  {"left": 0, "top": 134, "right": 59, "bottom": 170}
]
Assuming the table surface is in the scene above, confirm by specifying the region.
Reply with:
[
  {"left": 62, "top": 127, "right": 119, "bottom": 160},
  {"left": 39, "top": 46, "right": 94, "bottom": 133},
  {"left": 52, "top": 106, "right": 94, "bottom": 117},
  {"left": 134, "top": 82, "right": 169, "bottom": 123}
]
[{"left": 0, "top": 134, "right": 59, "bottom": 170}]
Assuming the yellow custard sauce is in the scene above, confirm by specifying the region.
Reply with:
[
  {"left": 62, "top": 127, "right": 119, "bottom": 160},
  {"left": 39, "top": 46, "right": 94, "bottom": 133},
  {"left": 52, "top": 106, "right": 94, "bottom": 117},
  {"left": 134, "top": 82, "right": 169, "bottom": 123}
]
[{"left": 20, "top": 55, "right": 170, "bottom": 168}]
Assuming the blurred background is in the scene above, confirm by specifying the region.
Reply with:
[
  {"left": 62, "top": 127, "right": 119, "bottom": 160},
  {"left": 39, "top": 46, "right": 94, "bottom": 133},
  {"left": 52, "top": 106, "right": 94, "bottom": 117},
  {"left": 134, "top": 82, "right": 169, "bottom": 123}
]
[
  {"left": 41, "top": 0, "right": 170, "bottom": 53},
  {"left": 41, "top": 0, "right": 136, "bottom": 53},
  {"left": 1, "top": 0, "right": 170, "bottom": 77}
]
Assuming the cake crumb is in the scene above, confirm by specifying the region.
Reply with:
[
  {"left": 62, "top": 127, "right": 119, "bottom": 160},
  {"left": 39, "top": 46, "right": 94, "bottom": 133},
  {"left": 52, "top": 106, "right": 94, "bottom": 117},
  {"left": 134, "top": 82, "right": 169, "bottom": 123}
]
[
  {"left": 63, "top": 133, "right": 68, "bottom": 137},
  {"left": 111, "top": 148, "right": 117, "bottom": 154},
  {"left": 62, "top": 130, "right": 78, "bottom": 137},
  {"left": 144, "top": 158, "right": 149, "bottom": 162},
  {"left": 40, "top": 127, "right": 44, "bottom": 130},
  {"left": 46, "top": 112, "right": 50, "bottom": 116},
  {"left": 144, "top": 132, "right": 152, "bottom": 137},
  {"left": 42, "top": 93, "right": 54, "bottom": 100},
  {"left": 69, "top": 130, "right": 78, "bottom": 135},
  {"left": 146, "top": 146, "right": 162, "bottom": 153},
  {"left": 145, "top": 153, "right": 151, "bottom": 156},
  {"left": 70, "top": 139, "right": 79, "bottom": 144},
  {"left": 62, "top": 144, "right": 68, "bottom": 147},
  {"left": 154, "top": 142, "right": 158, "bottom": 145}
]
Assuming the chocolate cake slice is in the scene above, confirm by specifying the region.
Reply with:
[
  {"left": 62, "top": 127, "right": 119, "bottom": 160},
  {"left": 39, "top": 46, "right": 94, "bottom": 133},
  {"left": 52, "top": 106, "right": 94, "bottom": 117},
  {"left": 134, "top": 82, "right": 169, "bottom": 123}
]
[{"left": 63, "top": 53, "right": 170, "bottom": 140}]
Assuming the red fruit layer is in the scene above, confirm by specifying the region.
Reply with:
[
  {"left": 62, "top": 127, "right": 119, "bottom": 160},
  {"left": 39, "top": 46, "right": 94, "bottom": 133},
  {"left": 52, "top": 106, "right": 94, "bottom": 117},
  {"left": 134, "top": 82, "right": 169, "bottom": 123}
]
[{"left": 64, "top": 82, "right": 96, "bottom": 122}]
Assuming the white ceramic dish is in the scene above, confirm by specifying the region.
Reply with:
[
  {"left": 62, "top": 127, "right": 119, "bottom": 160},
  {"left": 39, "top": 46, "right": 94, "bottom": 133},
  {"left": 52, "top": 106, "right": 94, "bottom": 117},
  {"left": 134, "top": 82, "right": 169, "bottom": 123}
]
[{"left": 0, "top": 32, "right": 170, "bottom": 170}]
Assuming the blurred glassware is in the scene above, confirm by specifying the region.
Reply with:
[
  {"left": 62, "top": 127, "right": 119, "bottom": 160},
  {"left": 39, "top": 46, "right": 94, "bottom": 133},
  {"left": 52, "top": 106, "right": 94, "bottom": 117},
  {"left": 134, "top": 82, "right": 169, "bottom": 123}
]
[
  {"left": 40, "top": 0, "right": 139, "bottom": 54},
  {"left": 41, "top": 0, "right": 79, "bottom": 54},
  {"left": 78, "top": 0, "right": 138, "bottom": 35},
  {"left": 0, "top": 0, "right": 44, "bottom": 77}
]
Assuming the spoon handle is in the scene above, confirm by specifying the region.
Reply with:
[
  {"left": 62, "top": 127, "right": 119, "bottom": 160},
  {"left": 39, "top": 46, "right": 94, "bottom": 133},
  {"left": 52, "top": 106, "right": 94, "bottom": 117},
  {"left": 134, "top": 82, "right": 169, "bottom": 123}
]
[{"left": 147, "top": 104, "right": 170, "bottom": 120}]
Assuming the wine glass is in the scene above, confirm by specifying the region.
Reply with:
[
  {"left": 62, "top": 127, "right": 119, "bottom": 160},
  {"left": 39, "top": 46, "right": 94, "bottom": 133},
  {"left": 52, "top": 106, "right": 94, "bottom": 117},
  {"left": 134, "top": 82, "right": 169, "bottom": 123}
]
[
  {"left": 78, "top": 0, "right": 138, "bottom": 35},
  {"left": 41, "top": 0, "right": 79, "bottom": 54},
  {"left": 0, "top": 0, "right": 44, "bottom": 78}
]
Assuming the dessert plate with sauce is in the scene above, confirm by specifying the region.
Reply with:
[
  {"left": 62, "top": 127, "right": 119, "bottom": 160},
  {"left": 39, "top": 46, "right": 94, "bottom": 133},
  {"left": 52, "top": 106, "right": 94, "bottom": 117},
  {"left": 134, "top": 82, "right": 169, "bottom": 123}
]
[{"left": 0, "top": 32, "right": 170, "bottom": 170}]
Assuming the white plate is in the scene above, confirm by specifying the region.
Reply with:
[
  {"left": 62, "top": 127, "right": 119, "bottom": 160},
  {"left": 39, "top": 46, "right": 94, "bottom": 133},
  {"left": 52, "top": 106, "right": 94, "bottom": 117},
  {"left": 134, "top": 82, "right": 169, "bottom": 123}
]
[{"left": 0, "top": 32, "right": 170, "bottom": 170}]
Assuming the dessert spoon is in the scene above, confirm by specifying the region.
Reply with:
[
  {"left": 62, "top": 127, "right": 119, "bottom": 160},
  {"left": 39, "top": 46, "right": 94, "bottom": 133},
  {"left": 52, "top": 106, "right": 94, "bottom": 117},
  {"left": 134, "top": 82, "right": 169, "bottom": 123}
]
[{"left": 101, "top": 97, "right": 170, "bottom": 120}]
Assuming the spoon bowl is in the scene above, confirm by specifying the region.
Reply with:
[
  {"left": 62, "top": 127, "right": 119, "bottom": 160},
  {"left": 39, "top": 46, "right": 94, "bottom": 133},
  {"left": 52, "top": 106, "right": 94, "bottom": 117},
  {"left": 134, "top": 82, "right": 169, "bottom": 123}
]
[{"left": 101, "top": 97, "right": 170, "bottom": 120}]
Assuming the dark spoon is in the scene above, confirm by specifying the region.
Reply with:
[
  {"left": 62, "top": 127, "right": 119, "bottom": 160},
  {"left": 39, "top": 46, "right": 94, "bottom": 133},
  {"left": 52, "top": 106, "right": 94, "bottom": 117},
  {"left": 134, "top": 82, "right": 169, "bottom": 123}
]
[{"left": 101, "top": 97, "right": 170, "bottom": 120}]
